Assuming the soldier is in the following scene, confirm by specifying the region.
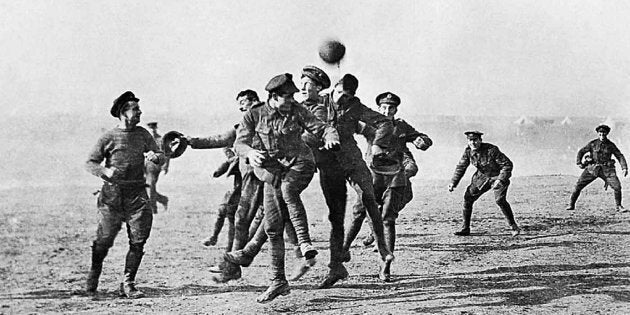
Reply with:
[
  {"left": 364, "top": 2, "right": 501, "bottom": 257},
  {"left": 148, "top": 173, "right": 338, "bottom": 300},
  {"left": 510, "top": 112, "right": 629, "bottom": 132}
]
[
  {"left": 234, "top": 73, "right": 339, "bottom": 302},
  {"left": 85, "top": 91, "right": 165, "bottom": 298},
  {"left": 345, "top": 92, "right": 432, "bottom": 281},
  {"left": 303, "top": 72, "right": 395, "bottom": 288},
  {"left": 145, "top": 121, "right": 169, "bottom": 214},
  {"left": 448, "top": 131, "right": 521, "bottom": 237},
  {"left": 195, "top": 90, "right": 259, "bottom": 249},
  {"left": 566, "top": 124, "right": 628, "bottom": 212}
]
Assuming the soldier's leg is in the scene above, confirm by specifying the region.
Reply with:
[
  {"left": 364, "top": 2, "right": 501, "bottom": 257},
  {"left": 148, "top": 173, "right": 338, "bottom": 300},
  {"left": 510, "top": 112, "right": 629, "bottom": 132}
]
[
  {"left": 203, "top": 190, "right": 231, "bottom": 247},
  {"left": 603, "top": 169, "right": 623, "bottom": 208},
  {"left": 344, "top": 182, "right": 384, "bottom": 258},
  {"left": 257, "top": 183, "right": 290, "bottom": 303},
  {"left": 87, "top": 186, "right": 124, "bottom": 295},
  {"left": 232, "top": 171, "right": 264, "bottom": 251},
  {"left": 225, "top": 219, "right": 268, "bottom": 267},
  {"left": 225, "top": 204, "right": 236, "bottom": 252},
  {"left": 493, "top": 180, "right": 520, "bottom": 235},
  {"left": 345, "top": 200, "right": 368, "bottom": 253},
  {"left": 282, "top": 208, "right": 302, "bottom": 259},
  {"left": 248, "top": 206, "right": 265, "bottom": 240},
  {"left": 455, "top": 184, "right": 488, "bottom": 235},
  {"left": 567, "top": 170, "right": 597, "bottom": 209},
  {"left": 346, "top": 166, "right": 392, "bottom": 262},
  {"left": 121, "top": 186, "right": 153, "bottom": 298},
  {"left": 380, "top": 186, "right": 404, "bottom": 282},
  {"left": 318, "top": 164, "right": 349, "bottom": 289},
  {"left": 280, "top": 163, "right": 316, "bottom": 258}
]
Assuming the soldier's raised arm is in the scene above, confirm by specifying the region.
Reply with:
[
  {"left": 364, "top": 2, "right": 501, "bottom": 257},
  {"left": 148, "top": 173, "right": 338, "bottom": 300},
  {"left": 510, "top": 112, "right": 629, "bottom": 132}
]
[{"left": 186, "top": 127, "right": 237, "bottom": 149}]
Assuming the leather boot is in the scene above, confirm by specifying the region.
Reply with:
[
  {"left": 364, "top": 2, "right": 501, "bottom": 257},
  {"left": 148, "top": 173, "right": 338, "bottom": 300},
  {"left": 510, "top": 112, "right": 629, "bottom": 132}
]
[
  {"left": 318, "top": 263, "right": 349, "bottom": 289},
  {"left": 454, "top": 208, "right": 472, "bottom": 236},
  {"left": 567, "top": 191, "right": 579, "bottom": 210},
  {"left": 288, "top": 257, "right": 316, "bottom": 281},
  {"left": 256, "top": 279, "right": 290, "bottom": 303},
  {"left": 86, "top": 242, "right": 108, "bottom": 296},
  {"left": 119, "top": 248, "right": 145, "bottom": 298},
  {"left": 223, "top": 250, "right": 254, "bottom": 267},
  {"left": 379, "top": 254, "right": 395, "bottom": 282},
  {"left": 212, "top": 260, "right": 242, "bottom": 283}
]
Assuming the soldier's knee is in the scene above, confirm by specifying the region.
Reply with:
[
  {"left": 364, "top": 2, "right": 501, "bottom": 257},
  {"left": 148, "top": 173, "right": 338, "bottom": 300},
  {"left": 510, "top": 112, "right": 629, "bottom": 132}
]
[
  {"left": 93, "top": 239, "right": 114, "bottom": 250},
  {"left": 129, "top": 242, "right": 145, "bottom": 253}
]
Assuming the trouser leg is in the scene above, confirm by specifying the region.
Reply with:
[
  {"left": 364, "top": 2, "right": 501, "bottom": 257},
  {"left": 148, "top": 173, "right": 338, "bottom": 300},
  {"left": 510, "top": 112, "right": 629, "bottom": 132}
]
[
  {"left": 264, "top": 184, "right": 286, "bottom": 282},
  {"left": 347, "top": 166, "right": 391, "bottom": 261},
  {"left": 280, "top": 164, "right": 315, "bottom": 250},
  {"left": 319, "top": 164, "right": 347, "bottom": 267},
  {"left": 232, "top": 172, "right": 264, "bottom": 251},
  {"left": 494, "top": 180, "right": 517, "bottom": 227},
  {"left": 569, "top": 170, "right": 598, "bottom": 208}
]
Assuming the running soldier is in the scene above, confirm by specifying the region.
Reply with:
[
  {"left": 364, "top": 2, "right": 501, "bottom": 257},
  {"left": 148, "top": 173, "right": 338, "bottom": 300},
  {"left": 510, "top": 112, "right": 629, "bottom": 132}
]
[
  {"left": 346, "top": 92, "right": 432, "bottom": 281},
  {"left": 145, "top": 121, "right": 169, "bottom": 213},
  {"left": 85, "top": 91, "right": 165, "bottom": 298},
  {"left": 566, "top": 124, "right": 628, "bottom": 212},
  {"left": 234, "top": 73, "right": 339, "bottom": 302}
]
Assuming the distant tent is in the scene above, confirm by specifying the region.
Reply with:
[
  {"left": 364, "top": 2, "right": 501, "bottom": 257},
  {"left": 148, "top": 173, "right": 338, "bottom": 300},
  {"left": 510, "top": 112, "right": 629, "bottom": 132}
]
[
  {"left": 560, "top": 116, "right": 573, "bottom": 126},
  {"left": 514, "top": 115, "right": 535, "bottom": 125}
]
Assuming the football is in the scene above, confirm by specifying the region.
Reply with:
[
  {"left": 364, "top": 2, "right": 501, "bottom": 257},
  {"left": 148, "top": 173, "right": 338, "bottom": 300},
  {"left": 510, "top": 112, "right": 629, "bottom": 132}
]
[{"left": 318, "top": 40, "right": 346, "bottom": 64}]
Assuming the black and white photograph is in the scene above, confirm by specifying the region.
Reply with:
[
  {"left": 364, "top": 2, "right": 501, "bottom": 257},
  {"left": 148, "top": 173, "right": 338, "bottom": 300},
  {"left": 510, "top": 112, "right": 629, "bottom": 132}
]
[{"left": 1, "top": 1, "right": 629, "bottom": 314}]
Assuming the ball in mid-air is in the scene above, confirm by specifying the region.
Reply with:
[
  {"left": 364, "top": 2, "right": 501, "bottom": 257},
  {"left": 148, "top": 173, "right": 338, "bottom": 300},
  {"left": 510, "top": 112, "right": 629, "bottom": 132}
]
[{"left": 318, "top": 40, "right": 346, "bottom": 64}]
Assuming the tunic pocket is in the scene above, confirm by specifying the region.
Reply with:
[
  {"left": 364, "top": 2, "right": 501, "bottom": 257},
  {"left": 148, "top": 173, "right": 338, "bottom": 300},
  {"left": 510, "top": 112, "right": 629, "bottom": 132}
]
[{"left": 99, "top": 182, "right": 122, "bottom": 208}]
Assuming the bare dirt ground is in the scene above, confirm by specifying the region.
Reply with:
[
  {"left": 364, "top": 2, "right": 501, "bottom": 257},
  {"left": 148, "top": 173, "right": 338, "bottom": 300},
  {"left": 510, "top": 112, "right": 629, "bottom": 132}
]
[{"left": 1, "top": 175, "right": 629, "bottom": 314}]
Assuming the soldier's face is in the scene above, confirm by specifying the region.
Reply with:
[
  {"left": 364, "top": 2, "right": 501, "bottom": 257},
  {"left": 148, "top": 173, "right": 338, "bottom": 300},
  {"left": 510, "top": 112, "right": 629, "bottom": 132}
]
[
  {"left": 598, "top": 131, "right": 608, "bottom": 140},
  {"left": 300, "top": 77, "right": 321, "bottom": 102},
  {"left": 237, "top": 96, "right": 254, "bottom": 112},
  {"left": 468, "top": 137, "right": 482, "bottom": 150},
  {"left": 271, "top": 92, "right": 295, "bottom": 113},
  {"left": 378, "top": 104, "right": 398, "bottom": 117},
  {"left": 121, "top": 101, "right": 141, "bottom": 125},
  {"left": 332, "top": 84, "right": 351, "bottom": 104}
]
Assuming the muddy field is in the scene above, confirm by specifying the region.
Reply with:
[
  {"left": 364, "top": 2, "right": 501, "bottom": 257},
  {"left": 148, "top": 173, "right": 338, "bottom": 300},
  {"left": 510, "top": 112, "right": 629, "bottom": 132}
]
[{"left": 1, "top": 174, "right": 629, "bottom": 314}]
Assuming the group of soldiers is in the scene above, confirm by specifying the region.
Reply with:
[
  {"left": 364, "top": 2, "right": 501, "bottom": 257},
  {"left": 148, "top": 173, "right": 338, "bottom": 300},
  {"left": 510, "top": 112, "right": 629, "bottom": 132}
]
[{"left": 84, "top": 66, "right": 627, "bottom": 303}]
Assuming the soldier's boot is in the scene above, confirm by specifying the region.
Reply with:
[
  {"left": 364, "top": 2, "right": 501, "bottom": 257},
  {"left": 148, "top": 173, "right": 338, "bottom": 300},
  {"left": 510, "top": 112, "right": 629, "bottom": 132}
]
[
  {"left": 256, "top": 278, "right": 290, "bottom": 304},
  {"left": 288, "top": 257, "right": 316, "bottom": 281},
  {"left": 454, "top": 208, "right": 472, "bottom": 236},
  {"left": 318, "top": 263, "right": 349, "bottom": 289},
  {"left": 86, "top": 242, "right": 109, "bottom": 296},
  {"left": 211, "top": 260, "right": 242, "bottom": 283},
  {"left": 614, "top": 191, "right": 626, "bottom": 212},
  {"left": 498, "top": 202, "right": 520, "bottom": 237},
  {"left": 119, "top": 247, "right": 145, "bottom": 299},
  {"left": 223, "top": 250, "right": 254, "bottom": 267},
  {"left": 158, "top": 195, "right": 169, "bottom": 212},
  {"left": 379, "top": 222, "right": 396, "bottom": 282},
  {"left": 566, "top": 191, "right": 579, "bottom": 210}
]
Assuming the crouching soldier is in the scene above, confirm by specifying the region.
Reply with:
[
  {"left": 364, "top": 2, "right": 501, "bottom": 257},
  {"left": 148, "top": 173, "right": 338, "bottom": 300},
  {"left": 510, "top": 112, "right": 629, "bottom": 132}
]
[
  {"left": 566, "top": 124, "right": 628, "bottom": 212},
  {"left": 85, "top": 91, "right": 165, "bottom": 298},
  {"left": 448, "top": 131, "right": 520, "bottom": 237}
]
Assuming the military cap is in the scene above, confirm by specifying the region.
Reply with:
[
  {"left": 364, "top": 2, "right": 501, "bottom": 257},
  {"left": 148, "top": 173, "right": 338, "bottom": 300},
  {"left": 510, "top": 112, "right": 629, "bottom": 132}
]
[
  {"left": 336, "top": 73, "right": 358, "bottom": 94},
  {"left": 265, "top": 73, "right": 299, "bottom": 94},
  {"left": 464, "top": 130, "right": 483, "bottom": 140},
  {"left": 110, "top": 91, "right": 139, "bottom": 117},
  {"left": 375, "top": 92, "right": 401, "bottom": 106},
  {"left": 595, "top": 124, "right": 611, "bottom": 133},
  {"left": 301, "top": 65, "right": 331, "bottom": 89},
  {"left": 147, "top": 122, "right": 158, "bottom": 128}
]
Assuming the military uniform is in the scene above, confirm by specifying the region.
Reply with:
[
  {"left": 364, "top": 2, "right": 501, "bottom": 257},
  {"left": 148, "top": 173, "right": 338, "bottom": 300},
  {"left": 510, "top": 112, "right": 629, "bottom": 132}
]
[
  {"left": 234, "top": 73, "right": 339, "bottom": 302},
  {"left": 567, "top": 125, "right": 627, "bottom": 210},
  {"left": 346, "top": 92, "right": 432, "bottom": 280},
  {"left": 450, "top": 131, "right": 519, "bottom": 236},
  {"left": 85, "top": 91, "right": 165, "bottom": 297},
  {"left": 302, "top": 74, "right": 395, "bottom": 287}
]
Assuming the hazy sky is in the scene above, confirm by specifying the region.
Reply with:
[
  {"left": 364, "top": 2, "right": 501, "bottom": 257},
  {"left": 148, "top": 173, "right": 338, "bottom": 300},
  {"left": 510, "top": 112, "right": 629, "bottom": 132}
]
[{"left": 2, "top": 0, "right": 630, "bottom": 118}]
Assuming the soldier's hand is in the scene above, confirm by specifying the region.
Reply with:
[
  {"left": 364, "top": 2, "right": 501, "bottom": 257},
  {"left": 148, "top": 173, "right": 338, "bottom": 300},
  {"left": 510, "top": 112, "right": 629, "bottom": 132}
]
[
  {"left": 448, "top": 183, "right": 455, "bottom": 192},
  {"left": 247, "top": 150, "right": 266, "bottom": 167},
  {"left": 102, "top": 167, "right": 119, "bottom": 181},
  {"left": 162, "top": 167, "right": 169, "bottom": 175},
  {"left": 624, "top": 169, "right": 628, "bottom": 177},
  {"left": 183, "top": 135, "right": 193, "bottom": 145},
  {"left": 577, "top": 162, "right": 585, "bottom": 169},
  {"left": 323, "top": 140, "right": 341, "bottom": 151},
  {"left": 144, "top": 151, "right": 160, "bottom": 164}
]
